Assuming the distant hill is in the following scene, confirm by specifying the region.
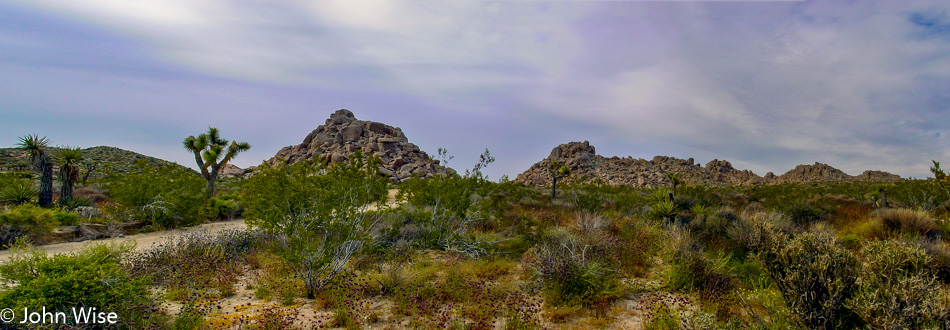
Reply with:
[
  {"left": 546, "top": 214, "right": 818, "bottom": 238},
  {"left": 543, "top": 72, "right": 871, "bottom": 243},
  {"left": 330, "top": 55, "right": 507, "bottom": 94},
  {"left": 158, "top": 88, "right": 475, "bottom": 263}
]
[
  {"left": 0, "top": 145, "right": 185, "bottom": 176},
  {"left": 515, "top": 141, "right": 903, "bottom": 188}
]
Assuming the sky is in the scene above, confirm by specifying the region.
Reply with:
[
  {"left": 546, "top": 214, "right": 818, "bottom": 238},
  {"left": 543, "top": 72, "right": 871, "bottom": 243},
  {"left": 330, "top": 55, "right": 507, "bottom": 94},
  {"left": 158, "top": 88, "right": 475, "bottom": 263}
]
[{"left": 1, "top": 0, "right": 949, "bottom": 180}]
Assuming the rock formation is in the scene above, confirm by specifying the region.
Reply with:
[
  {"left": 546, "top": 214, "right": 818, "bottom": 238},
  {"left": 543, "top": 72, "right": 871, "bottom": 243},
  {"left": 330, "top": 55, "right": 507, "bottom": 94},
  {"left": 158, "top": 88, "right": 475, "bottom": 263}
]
[
  {"left": 515, "top": 141, "right": 902, "bottom": 187},
  {"left": 266, "top": 109, "right": 453, "bottom": 181}
]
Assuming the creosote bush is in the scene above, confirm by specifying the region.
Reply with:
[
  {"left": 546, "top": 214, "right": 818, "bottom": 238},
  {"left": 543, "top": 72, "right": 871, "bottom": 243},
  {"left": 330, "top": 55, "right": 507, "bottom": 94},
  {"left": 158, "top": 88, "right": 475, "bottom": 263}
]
[
  {"left": 847, "top": 240, "right": 950, "bottom": 328},
  {"left": 755, "top": 232, "right": 862, "bottom": 329},
  {"left": 0, "top": 241, "right": 159, "bottom": 328},
  {"left": 241, "top": 151, "right": 388, "bottom": 298},
  {"left": 0, "top": 204, "right": 62, "bottom": 246},
  {"left": 99, "top": 161, "right": 205, "bottom": 228}
]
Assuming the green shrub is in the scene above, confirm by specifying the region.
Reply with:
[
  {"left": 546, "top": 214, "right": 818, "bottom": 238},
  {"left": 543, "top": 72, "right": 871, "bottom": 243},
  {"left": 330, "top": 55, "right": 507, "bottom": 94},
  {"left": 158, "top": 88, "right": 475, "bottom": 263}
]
[
  {"left": 0, "top": 204, "right": 60, "bottom": 246},
  {"left": 0, "top": 242, "right": 156, "bottom": 328},
  {"left": 205, "top": 196, "right": 242, "bottom": 220},
  {"left": 784, "top": 202, "right": 826, "bottom": 225},
  {"left": 525, "top": 228, "right": 624, "bottom": 309},
  {"left": 52, "top": 210, "right": 80, "bottom": 226},
  {"left": 99, "top": 161, "right": 205, "bottom": 228},
  {"left": 864, "top": 208, "right": 942, "bottom": 239},
  {"left": 663, "top": 227, "right": 734, "bottom": 298},
  {"left": 846, "top": 240, "right": 950, "bottom": 328},
  {"left": 241, "top": 152, "right": 388, "bottom": 298},
  {"left": 754, "top": 232, "right": 862, "bottom": 329},
  {"left": 127, "top": 229, "right": 266, "bottom": 298}
]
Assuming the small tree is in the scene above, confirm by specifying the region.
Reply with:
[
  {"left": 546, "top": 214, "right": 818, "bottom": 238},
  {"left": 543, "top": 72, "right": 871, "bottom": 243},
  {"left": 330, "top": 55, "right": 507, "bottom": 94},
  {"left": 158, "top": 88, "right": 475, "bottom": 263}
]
[
  {"left": 183, "top": 127, "right": 250, "bottom": 199},
  {"left": 57, "top": 147, "right": 83, "bottom": 205},
  {"left": 548, "top": 161, "right": 570, "bottom": 198},
  {"left": 79, "top": 160, "right": 99, "bottom": 186},
  {"left": 16, "top": 134, "right": 53, "bottom": 208},
  {"left": 931, "top": 160, "right": 950, "bottom": 197}
]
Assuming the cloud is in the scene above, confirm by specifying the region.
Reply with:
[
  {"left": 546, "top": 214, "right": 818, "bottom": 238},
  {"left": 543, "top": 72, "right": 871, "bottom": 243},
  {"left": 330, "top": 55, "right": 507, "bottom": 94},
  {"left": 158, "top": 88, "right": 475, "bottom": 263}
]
[{"left": 2, "top": 0, "right": 949, "bottom": 179}]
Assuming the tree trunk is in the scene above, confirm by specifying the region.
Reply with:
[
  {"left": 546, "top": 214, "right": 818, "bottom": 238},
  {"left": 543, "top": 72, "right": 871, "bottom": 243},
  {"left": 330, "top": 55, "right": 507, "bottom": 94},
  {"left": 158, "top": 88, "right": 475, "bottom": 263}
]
[
  {"left": 60, "top": 176, "right": 74, "bottom": 205},
  {"left": 551, "top": 176, "right": 558, "bottom": 198},
  {"left": 880, "top": 189, "right": 888, "bottom": 208},
  {"left": 39, "top": 161, "right": 53, "bottom": 208},
  {"left": 206, "top": 172, "right": 217, "bottom": 199}
]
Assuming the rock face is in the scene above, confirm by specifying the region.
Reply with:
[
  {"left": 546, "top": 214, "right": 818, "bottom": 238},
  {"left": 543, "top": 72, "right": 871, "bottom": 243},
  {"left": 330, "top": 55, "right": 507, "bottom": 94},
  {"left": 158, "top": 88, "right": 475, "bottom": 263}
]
[
  {"left": 772, "top": 162, "right": 852, "bottom": 183},
  {"left": 515, "top": 141, "right": 902, "bottom": 187},
  {"left": 267, "top": 109, "right": 453, "bottom": 181}
]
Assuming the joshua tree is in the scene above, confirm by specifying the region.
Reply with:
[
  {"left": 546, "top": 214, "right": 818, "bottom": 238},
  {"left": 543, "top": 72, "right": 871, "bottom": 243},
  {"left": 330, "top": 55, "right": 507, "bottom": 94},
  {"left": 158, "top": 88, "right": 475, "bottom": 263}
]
[
  {"left": 666, "top": 172, "right": 683, "bottom": 196},
  {"left": 16, "top": 134, "right": 53, "bottom": 207},
  {"left": 183, "top": 127, "right": 251, "bottom": 198},
  {"left": 57, "top": 147, "right": 83, "bottom": 205},
  {"left": 548, "top": 161, "right": 570, "bottom": 198}
]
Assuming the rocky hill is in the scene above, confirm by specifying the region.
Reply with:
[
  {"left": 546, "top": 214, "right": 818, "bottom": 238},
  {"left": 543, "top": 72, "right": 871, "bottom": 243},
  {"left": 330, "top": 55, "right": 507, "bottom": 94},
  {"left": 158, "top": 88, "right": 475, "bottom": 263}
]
[
  {"left": 515, "top": 141, "right": 902, "bottom": 187},
  {"left": 267, "top": 109, "right": 453, "bottom": 181}
]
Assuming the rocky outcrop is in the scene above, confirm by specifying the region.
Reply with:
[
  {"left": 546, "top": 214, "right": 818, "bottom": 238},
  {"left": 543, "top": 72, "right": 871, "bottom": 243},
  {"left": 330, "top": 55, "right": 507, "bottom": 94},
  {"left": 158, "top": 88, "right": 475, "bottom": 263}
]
[
  {"left": 772, "top": 162, "right": 852, "bottom": 183},
  {"left": 267, "top": 109, "right": 454, "bottom": 181},
  {"left": 219, "top": 163, "right": 255, "bottom": 179},
  {"left": 854, "top": 170, "right": 903, "bottom": 183},
  {"left": 515, "top": 141, "right": 902, "bottom": 187}
]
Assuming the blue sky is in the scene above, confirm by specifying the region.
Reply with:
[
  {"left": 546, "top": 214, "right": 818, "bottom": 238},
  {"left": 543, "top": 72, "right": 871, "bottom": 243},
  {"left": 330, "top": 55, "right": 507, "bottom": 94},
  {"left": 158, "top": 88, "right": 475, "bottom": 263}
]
[{"left": 1, "top": 0, "right": 948, "bottom": 180}]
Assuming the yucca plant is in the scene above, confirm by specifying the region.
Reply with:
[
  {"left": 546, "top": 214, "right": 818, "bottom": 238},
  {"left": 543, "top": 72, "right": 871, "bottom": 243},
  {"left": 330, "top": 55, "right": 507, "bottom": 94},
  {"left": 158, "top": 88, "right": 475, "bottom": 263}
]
[
  {"left": 57, "top": 146, "right": 83, "bottom": 206},
  {"left": 183, "top": 127, "right": 251, "bottom": 199},
  {"left": 1, "top": 180, "right": 37, "bottom": 205},
  {"left": 16, "top": 134, "right": 52, "bottom": 208},
  {"left": 649, "top": 199, "right": 678, "bottom": 221}
]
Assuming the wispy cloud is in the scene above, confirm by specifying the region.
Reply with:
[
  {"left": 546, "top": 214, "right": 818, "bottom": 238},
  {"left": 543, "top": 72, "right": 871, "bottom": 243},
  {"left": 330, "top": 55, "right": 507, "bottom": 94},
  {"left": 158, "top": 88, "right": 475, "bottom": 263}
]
[{"left": 1, "top": 0, "right": 948, "bottom": 179}]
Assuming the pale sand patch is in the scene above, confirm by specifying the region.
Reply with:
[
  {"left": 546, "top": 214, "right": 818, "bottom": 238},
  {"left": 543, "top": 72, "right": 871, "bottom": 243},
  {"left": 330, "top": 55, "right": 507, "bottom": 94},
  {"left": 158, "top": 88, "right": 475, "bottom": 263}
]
[
  {"left": 0, "top": 189, "right": 401, "bottom": 262},
  {"left": 0, "top": 219, "right": 248, "bottom": 262}
]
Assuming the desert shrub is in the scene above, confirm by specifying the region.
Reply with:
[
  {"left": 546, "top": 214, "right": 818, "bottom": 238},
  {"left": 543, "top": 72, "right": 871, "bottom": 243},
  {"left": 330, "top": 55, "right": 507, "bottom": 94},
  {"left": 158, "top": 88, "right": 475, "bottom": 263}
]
[
  {"left": 524, "top": 228, "right": 624, "bottom": 309},
  {"left": 846, "top": 240, "right": 950, "bottom": 328},
  {"left": 0, "top": 204, "right": 60, "bottom": 246},
  {"left": 755, "top": 232, "right": 862, "bottom": 329},
  {"left": 73, "top": 186, "right": 109, "bottom": 204},
  {"left": 640, "top": 293, "right": 720, "bottom": 330},
  {"left": 613, "top": 218, "right": 662, "bottom": 277},
  {"left": 784, "top": 202, "right": 826, "bottom": 225},
  {"left": 100, "top": 161, "right": 205, "bottom": 228},
  {"left": 205, "top": 195, "right": 242, "bottom": 220},
  {"left": 241, "top": 152, "right": 388, "bottom": 298},
  {"left": 51, "top": 209, "right": 79, "bottom": 226},
  {"left": 388, "top": 151, "right": 505, "bottom": 257},
  {"left": 1, "top": 180, "right": 36, "bottom": 205},
  {"left": 564, "top": 183, "right": 610, "bottom": 213},
  {"left": 0, "top": 241, "right": 157, "bottom": 328},
  {"left": 689, "top": 206, "right": 739, "bottom": 243},
  {"left": 128, "top": 229, "right": 267, "bottom": 299},
  {"left": 385, "top": 260, "right": 542, "bottom": 328},
  {"left": 665, "top": 228, "right": 734, "bottom": 297},
  {"left": 726, "top": 209, "right": 795, "bottom": 251},
  {"left": 861, "top": 208, "right": 942, "bottom": 239}
]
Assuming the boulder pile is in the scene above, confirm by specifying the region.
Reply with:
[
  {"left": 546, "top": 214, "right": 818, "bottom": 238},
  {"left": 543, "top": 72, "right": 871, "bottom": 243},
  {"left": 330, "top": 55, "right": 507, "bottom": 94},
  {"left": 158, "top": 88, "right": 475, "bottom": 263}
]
[
  {"left": 515, "top": 141, "right": 902, "bottom": 187},
  {"left": 266, "top": 109, "right": 453, "bottom": 181}
]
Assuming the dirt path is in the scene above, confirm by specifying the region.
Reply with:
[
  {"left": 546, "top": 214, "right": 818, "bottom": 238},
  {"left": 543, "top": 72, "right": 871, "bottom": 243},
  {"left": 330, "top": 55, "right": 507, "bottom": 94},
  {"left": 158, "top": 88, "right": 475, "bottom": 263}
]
[
  {"left": 0, "top": 189, "right": 402, "bottom": 262},
  {"left": 0, "top": 219, "right": 248, "bottom": 262}
]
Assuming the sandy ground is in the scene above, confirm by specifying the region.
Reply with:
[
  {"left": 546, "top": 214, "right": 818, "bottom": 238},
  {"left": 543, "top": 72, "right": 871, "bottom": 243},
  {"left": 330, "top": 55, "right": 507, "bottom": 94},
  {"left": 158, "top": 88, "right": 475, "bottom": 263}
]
[
  {"left": 0, "top": 189, "right": 402, "bottom": 262},
  {"left": 0, "top": 219, "right": 248, "bottom": 262}
]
